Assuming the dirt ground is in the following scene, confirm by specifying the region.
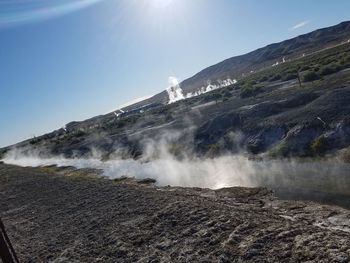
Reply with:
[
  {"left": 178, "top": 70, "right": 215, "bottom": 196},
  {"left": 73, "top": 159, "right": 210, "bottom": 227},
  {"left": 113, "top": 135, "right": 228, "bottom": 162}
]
[{"left": 1, "top": 163, "right": 350, "bottom": 262}]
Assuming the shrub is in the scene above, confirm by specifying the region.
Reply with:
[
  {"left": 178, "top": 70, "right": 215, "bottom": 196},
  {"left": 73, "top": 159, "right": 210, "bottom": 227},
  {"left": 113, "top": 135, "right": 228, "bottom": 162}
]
[
  {"left": 343, "top": 61, "right": 350, "bottom": 69},
  {"left": 29, "top": 137, "right": 41, "bottom": 145},
  {"left": 346, "top": 54, "right": 350, "bottom": 63},
  {"left": 269, "top": 142, "right": 289, "bottom": 157},
  {"left": 165, "top": 113, "right": 173, "bottom": 121},
  {"left": 340, "top": 148, "right": 350, "bottom": 163},
  {"left": 221, "top": 90, "right": 232, "bottom": 98},
  {"left": 269, "top": 74, "right": 281, "bottom": 81},
  {"left": 69, "top": 137, "right": 83, "bottom": 145},
  {"left": 206, "top": 144, "right": 221, "bottom": 157},
  {"left": 75, "top": 130, "right": 86, "bottom": 137},
  {"left": 310, "top": 136, "right": 328, "bottom": 156},
  {"left": 319, "top": 62, "right": 343, "bottom": 76},
  {"left": 339, "top": 57, "right": 350, "bottom": 66},
  {"left": 203, "top": 91, "right": 222, "bottom": 102},
  {"left": 259, "top": 76, "right": 268, "bottom": 82},
  {"left": 302, "top": 71, "right": 320, "bottom": 82},
  {"left": 319, "top": 64, "right": 337, "bottom": 76},
  {"left": 168, "top": 144, "right": 183, "bottom": 157},
  {"left": 240, "top": 84, "right": 263, "bottom": 98},
  {"left": 321, "top": 58, "right": 335, "bottom": 66},
  {"left": 150, "top": 106, "right": 170, "bottom": 115},
  {"left": 300, "top": 65, "right": 310, "bottom": 71},
  {"left": 0, "top": 149, "right": 8, "bottom": 160},
  {"left": 281, "top": 72, "right": 297, "bottom": 81}
]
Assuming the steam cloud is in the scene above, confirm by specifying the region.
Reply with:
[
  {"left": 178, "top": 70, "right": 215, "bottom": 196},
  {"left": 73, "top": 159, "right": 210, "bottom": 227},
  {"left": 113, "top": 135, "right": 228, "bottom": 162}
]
[
  {"left": 166, "top": 77, "right": 185, "bottom": 104},
  {"left": 166, "top": 76, "right": 238, "bottom": 102},
  {"left": 2, "top": 130, "right": 255, "bottom": 188},
  {"left": 2, "top": 120, "right": 350, "bottom": 200},
  {"left": 2, "top": 151, "right": 253, "bottom": 188},
  {"left": 2, "top": 141, "right": 350, "bottom": 193},
  {"left": 186, "top": 78, "right": 237, "bottom": 98}
]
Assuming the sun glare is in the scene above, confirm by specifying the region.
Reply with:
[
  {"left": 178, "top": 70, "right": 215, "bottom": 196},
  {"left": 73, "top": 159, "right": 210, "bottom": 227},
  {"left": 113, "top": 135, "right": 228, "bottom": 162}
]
[{"left": 151, "top": 0, "right": 174, "bottom": 9}]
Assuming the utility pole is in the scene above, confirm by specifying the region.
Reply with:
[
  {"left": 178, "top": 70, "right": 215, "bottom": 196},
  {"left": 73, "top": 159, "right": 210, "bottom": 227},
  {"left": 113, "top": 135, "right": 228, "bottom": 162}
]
[{"left": 0, "top": 218, "right": 20, "bottom": 263}]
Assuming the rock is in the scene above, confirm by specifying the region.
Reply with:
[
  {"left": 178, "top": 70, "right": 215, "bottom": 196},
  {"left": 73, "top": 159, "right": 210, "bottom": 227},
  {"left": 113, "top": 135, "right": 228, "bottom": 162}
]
[{"left": 137, "top": 178, "right": 157, "bottom": 185}]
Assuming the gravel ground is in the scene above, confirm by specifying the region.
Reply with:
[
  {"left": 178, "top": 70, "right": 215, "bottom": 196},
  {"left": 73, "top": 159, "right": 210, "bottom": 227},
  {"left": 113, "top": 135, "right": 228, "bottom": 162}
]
[{"left": 1, "top": 163, "right": 350, "bottom": 262}]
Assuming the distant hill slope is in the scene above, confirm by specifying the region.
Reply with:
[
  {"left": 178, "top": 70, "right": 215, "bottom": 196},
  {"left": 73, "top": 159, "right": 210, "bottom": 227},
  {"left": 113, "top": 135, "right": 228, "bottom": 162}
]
[
  {"left": 2, "top": 21, "right": 350, "bottom": 158},
  {"left": 126, "top": 21, "right": 350, "bottom": 109}
]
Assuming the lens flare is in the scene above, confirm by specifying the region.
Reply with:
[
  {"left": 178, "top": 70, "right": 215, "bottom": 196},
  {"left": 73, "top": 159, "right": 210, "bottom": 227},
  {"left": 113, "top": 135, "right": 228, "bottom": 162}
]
[{"left": 0, "top": 0, "right": 103, "bottom": 27}]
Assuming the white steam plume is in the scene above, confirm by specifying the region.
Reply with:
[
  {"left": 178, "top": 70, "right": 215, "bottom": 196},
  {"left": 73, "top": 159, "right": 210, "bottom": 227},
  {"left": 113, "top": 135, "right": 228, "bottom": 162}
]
[
  {"left": 2, "top": 143, "right": 350, "bottom": 193},
  {"left": 166, "top": 77, "right": 185, "bottom": 104},
  {"left": 186, "top": 78, "right": 237, "bottom": 98}
]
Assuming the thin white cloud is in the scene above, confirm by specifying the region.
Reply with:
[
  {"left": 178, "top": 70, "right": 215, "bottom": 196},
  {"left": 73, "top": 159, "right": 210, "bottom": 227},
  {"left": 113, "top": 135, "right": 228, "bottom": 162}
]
[{"left": 290, "top": 20, "right": 311, "bottom": 30}]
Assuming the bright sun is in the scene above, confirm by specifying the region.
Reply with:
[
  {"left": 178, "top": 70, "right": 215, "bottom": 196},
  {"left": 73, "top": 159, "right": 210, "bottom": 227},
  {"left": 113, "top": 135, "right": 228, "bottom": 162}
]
[{"left": 151, "top": 0, "right": 173, "bottom": 9}]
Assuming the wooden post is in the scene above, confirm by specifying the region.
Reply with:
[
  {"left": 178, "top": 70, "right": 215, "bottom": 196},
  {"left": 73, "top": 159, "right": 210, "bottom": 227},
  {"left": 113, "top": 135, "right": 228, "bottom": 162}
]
[
  {"left": 297, "top": 69, "right": 302, "bottom": 87},
  {"left": 0, "top": 218, "right": 20, "bottom": 263}
]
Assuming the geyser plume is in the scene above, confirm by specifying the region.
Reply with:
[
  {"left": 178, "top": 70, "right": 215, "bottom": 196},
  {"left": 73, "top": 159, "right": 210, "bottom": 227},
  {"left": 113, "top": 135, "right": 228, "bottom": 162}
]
[{"left": 166, "top": 77, "right": 185, "bottom": 104}]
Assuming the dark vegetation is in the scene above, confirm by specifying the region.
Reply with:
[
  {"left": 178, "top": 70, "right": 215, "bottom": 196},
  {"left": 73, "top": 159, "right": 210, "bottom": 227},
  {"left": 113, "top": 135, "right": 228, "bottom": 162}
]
[
  {"left": 311, "top": 136, "right": 328, "bottom": 156},
  {"left": 0, "top": 148, "right": 7, "bottom": 159}
]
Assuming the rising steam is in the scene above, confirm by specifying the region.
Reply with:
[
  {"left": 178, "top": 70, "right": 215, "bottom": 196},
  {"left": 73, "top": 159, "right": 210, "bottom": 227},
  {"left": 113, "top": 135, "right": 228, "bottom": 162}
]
[
  {"left": 2, "top": 151, "right": 253, "bottom": 188},
  {"left": 166, "top": 77, "right": 185, "bottom": 104},
  {"left": 166, "top": 77, "right": 238, "bottom": 102},
  {"left": 186, "top": 78, "right": 237, "bottom": 98},
  {"left": 2, "top": 139, "right": 350, "bottom": 194}
]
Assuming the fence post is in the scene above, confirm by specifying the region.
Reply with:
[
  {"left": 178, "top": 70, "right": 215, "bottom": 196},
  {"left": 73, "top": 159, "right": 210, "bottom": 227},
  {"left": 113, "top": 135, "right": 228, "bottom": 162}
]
[{"left": 0, "top": 218, "right": 20, "bottom": 263}]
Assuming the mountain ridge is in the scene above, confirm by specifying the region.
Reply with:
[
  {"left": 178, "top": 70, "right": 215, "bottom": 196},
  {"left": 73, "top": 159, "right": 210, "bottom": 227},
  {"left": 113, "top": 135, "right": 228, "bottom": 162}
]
[
  {"left": 1, "top": 20, "right": 350, "bottom": 160},
  {"left": 124, "top": 20, "right": 350, "bottom": 110}
]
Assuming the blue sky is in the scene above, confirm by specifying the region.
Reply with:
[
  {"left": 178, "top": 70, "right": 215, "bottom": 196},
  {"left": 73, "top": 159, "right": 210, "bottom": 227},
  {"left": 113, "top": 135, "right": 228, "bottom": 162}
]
[{"left": 1, "top": 0, "right": 350, "bottom": 147}]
